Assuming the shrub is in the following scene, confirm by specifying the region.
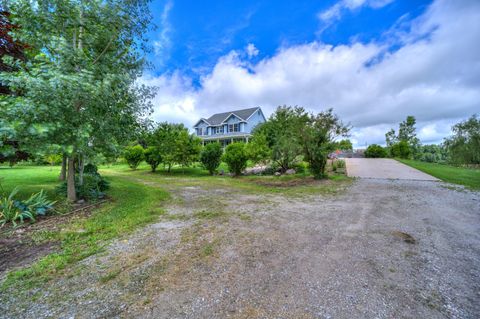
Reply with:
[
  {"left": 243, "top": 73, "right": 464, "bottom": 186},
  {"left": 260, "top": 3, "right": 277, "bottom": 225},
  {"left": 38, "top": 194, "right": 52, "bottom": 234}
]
[
  {"left": 365, "top": 144, "right": 387, "bottom": 158},
  {"left": 222, "top": 143, "right": 248, "bottom": 176},
  {"left": 332, "top": 159, "right": 346, "bottom": 172},
  {"left": 293, "top": 161, "right": 307, "bottom": 174},
  {"left": 390, "top": 141, "right": 411, "bottom": 159},
  {"left": 144, "top": 147, "right": 162, "bottom": 172},
  {"left": 124, "top": 145, "right": 144, "bottom": 169},
  {"left": 200, "top": 142, "right": 223, "bottom": 175},
  {"left": 56, "top": 166, "right": 110, "bottom": 201}
]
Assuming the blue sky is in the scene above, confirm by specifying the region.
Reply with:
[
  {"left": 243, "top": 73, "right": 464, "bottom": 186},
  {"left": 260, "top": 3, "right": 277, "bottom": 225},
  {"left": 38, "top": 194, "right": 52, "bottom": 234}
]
[
  {"left": 147, "top": 0, "right": 432, "bottom": 81},
  {"left": 140, "top": 0, "right": 480, "bottom": 147}
]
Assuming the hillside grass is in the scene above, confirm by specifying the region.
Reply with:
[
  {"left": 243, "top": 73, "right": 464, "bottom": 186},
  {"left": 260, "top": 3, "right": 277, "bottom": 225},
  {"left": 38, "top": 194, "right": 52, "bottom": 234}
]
[{"left": 397, "top": 159, "right": 480, "bottom": 190}]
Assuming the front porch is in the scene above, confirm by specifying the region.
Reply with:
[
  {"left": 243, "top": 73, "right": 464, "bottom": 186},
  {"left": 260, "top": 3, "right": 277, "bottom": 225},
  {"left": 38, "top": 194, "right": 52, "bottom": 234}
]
[{"left": 200, "top": 133, "right": 251, "bottom": 147}]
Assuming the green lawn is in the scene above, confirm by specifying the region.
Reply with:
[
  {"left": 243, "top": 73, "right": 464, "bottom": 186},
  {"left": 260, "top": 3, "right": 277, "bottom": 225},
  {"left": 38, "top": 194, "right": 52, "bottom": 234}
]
[
  {"left": 0, "top": 165, "right": 62, "bottom": 199},
  {"left": 1, "top": 165, "right": 169, "bottom": 290},
  {"left": 397, "top": 159, "right": 480, "bottom": 190}
]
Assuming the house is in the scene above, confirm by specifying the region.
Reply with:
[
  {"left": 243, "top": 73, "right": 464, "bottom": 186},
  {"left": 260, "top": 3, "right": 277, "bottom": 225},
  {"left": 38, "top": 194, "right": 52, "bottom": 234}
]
[{"left": 193, "top": 107, "right": 266, "bottom": 146}]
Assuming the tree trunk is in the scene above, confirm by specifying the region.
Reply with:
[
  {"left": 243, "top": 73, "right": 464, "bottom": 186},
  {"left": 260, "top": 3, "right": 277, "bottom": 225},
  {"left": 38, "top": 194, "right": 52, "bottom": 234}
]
[
  {"left": 78, "top": 154, "right": 85, "bottom": 186},
  {"left": 67, "top": 156, "right": 77, "bottom": 202},
  {"left": 59, "top": 154, "right": 67, "bottom": 181}
]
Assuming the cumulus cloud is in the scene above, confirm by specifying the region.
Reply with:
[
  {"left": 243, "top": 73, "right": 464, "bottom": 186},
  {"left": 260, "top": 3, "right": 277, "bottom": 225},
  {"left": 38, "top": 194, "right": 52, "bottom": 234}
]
[
  {"left": 245, "top": 43, "right": 259, "bottom": 58},
  {"left": 146, "top": 0, "right": 480, "bottom": 147}
]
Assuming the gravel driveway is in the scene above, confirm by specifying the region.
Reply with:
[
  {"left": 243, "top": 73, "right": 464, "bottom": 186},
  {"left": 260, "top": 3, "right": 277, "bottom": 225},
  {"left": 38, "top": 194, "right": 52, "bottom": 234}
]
[
  {"left": 2, "top": 178, "right": 479, "bottom": 318},
  {"left": 345, "top": 158, "right": 439, "bottom": 180}
]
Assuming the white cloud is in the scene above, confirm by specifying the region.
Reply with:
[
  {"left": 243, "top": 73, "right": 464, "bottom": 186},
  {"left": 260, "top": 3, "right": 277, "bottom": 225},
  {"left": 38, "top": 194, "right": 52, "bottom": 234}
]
[
  {"left": 318, "top": 0, "right": 394, "bottom": 30},
  {"left": 245, "top": 43, "right": 259, "bottom": 58},
  {"left": 153, "top": 0, "right": 174, "bottom": 62},
  {"left": 146, "top": 0, "right": 480, "bottom": 147}
]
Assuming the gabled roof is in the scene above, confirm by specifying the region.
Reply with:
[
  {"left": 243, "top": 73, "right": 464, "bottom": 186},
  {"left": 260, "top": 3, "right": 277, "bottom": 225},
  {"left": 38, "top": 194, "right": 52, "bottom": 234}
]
[
  {"left": 193, "top": 118, "right": 210, "bottom": 127},
  {"left": 205, "top": 107, "right": 261, "bottom": 126}
]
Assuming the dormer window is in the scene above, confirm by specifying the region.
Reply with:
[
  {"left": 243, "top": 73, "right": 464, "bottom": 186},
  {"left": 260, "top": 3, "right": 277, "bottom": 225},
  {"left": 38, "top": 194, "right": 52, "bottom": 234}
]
[{"left": 229, "top": 123, "right": 240, "bottom": 133}]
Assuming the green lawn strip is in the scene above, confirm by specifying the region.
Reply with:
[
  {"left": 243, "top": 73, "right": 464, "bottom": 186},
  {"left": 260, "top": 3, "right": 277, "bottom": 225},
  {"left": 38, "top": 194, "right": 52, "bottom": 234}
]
[
  {"left": 397, "top": 159, "right": 480, "bottom": 190},
  {"left": 2, "top": 173, "right": 169, "bottom": 290},
  {"left": 0, "top": 165, "right": 61, "bottom": 199}
]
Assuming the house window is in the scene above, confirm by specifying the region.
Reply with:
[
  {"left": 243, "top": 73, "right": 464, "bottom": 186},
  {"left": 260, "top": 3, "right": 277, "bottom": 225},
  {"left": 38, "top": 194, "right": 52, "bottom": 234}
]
[
  {"left": 228, "top": 124, "right": 240, "bottom": 133},
  {"left": 197, "top": 128, "right": 203, "bottom": 136},
  {"left": 213, "top": 126, "right": 223, "bottom": 134}
]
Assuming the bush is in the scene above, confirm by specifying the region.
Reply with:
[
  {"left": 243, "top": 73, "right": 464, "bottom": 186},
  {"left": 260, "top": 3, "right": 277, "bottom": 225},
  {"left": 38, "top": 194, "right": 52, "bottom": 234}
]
[
  {"left": 293, "top": 161, "right": 307, "bottom": 174},
  {"left": 222, "top": 143, "right": 248, "bottom": 176},
  {"left": 144, "top": 147, "right": 162, "bottom": 172},
  {"left": 56, "top": 165, "right": 110, "bottom": 201},
  {"left": 364, "top": 144, "right": 387, "bottom": 158},
  {"left": 124, "top": 145, "right": 144, "bottom": 169},
  {"left": 200, "top": 142, "right": 223, "bottom": 175},
  {"left": 390, "top": 141, "right": 411, "bottom": 159}
]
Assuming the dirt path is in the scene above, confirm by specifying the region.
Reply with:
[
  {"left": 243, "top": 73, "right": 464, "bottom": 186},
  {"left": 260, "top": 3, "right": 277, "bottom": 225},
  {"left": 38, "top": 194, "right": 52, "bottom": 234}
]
[{"left": 1, "top": 179, "right": 479, "bottom": 318}]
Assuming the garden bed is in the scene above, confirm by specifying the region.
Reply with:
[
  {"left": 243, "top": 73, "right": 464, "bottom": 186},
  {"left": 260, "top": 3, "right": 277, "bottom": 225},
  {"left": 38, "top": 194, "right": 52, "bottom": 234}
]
[{"left": 0, "top": 199, "right": 107, "bottom": 275}]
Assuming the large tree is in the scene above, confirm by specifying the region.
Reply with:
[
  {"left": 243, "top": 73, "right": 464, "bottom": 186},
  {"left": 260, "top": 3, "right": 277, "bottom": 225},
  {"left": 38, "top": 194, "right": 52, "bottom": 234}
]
[
  {"left": 444, "top": 115, "right": 480, "bottom": 165},
  {"left": 0, "top": 0, "right": 154, "bottom": 201},
  {"left": 0, "top": 9, "right": 29, "bottom": 165}
]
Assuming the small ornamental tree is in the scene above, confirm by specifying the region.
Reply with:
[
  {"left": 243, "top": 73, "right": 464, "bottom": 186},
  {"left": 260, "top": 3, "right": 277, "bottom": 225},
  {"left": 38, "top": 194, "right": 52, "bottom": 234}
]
[
  {"left": 245, "top": 133, "right": 271, "bottom": 165},
  {"left": 364, "top": 144, "right": 387, "bottom": 158},
  {"left": 200, "top": 142, "right": 223, "bottom": 175},
  {"left": 124, "top": 145, "right": 144, "bottom": 169},
  {"left": 299, "top": 109, "right": 350, "bottom": 179},
  {"left": 144, "top": 146, "right": 162, "bottom": 172},
  {"left": 175, "top": 130, "right": 202, "bottom": 169},
  {"left": 223, "top": 142, "right": 248, "bottom": 176}
]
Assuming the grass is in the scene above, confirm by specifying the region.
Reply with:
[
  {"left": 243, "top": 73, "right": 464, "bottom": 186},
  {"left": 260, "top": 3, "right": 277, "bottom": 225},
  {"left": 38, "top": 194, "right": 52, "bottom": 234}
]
[
  {"left": 0, "top": 161, "right": 349, "bottom": 291},
  {"left": 397, "top": 159, "right": 480, "bottom": 190},
  {"left": 0, "top": 165, "right": 62, "bottom": 199},
  {"left": 1, "top": 168, "right": 169, "bottom": 290}
]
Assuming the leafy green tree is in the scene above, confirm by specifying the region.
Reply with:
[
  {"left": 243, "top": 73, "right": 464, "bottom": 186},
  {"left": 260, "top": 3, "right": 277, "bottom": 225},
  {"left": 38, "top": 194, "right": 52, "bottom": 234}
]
[
  {"left": 335, "top": 139, "right": 353, "bottom": 151},
  {"left": 385, "top": 129, "right": 397, "bottom": 148},
  {"left": 124, "top": 145, "right": 144, "bottom": 170},
  {"left": 44, "top": 153, "right": 63, "bottom": 166},
  {"left": 0, "top": 0, "right": 154, "bottom": 201},
  {"left": 245, "top": 133, "right": 271, "bottom": 165},
  {"left": 364, "top": 144, "right": 387, "bottom": 158},
  {"left": 175, "top": 130, "right": 202, "bottom": 169},
  {"left": 414, "top": 144, "right": 447, "bottom": 163},
  {"left": 148, "top": 123, "right": 187, "bottom": 172},
  {"left": 144, "top": 146, "right": 162, "bottom": 172},
  {"left": 298, "top": 109, "right": 350, "bottom": 179},
  {"left": 255, "top": 106, "right": 308, "bottom": 172},
  {"left": 444, "top": 115, "right": 480, "bottom": 165},
  {"left": 200, "top": 142, "right": 223, "bottom": 175},
  {"left": 385, "top": 116, "right": 420, "bottom": 157},
  {"left": 223, "top": 143, "right": 248, "bottom": 176},
  {"left": 390, "top": 141, "right": 411, "bottom": 159}
]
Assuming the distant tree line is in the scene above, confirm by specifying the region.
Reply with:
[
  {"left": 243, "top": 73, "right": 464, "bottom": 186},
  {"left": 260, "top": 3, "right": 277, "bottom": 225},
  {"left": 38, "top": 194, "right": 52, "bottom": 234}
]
[{"left": 364, "top": 114, "right": 479, "bottom": 166}]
